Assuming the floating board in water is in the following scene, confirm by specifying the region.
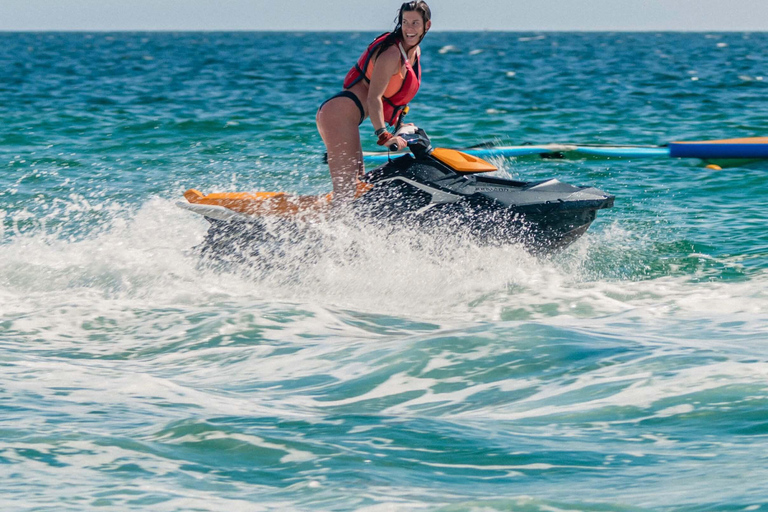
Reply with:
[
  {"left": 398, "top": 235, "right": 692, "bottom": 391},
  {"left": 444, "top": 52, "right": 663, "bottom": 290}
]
[
  {"left": 570, "top": 146, "right": 671, "bottom": 158},
  {"left": 364, "top": 137, "right": 768, "bottom": 163},
  {"left": 668, "top": 137, "right": 768, "bottom": 159},
  {"left": 364, "top": 144, "right": 671, "bottom": 163}
]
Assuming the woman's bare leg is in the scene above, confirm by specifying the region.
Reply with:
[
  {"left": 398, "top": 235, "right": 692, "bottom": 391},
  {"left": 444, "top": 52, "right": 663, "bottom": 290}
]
[{"left": 317, "top": 97, "right": 365, "bottom": 203}]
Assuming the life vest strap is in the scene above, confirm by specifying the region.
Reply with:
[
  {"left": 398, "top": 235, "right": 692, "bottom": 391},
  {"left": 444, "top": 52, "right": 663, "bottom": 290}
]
[{"left": 398, "top": 43, "right": 408, "bottom": 65}]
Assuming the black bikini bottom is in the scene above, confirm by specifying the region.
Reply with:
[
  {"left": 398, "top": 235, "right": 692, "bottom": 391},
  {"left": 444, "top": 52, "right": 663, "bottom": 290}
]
[{"left": 320, "top": 90, "right": 366, "bottom": 126}]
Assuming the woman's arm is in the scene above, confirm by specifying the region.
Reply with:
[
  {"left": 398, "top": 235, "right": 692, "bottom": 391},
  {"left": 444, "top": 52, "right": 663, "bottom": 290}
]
[
  {"left": 367, "top": 45, "right": 407, "bottom": 149},
  {"left": 367, "top": 45, "right": 401, "bottom": 133}
]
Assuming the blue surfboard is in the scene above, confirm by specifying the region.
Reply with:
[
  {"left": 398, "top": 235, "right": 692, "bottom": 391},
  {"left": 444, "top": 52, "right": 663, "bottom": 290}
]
[{"left": 669, "top": 138, "right": 768, "bottom": 159}]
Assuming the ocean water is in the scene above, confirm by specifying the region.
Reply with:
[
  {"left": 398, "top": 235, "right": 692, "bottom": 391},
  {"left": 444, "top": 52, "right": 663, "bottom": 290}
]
[{"left": 1, "top": 31, "right": 768, "bottom": 511}]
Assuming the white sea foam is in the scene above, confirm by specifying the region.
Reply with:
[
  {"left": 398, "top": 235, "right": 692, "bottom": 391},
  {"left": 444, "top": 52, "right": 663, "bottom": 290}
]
[
  {"left": 3, "top": 203, "right": 767, "bottom": 512},
  {"left": 438, "top": 45, "right": 461, "bottom": 54},
  {"left": 2, "top": 197, "right": 768, "bottom": 327}
]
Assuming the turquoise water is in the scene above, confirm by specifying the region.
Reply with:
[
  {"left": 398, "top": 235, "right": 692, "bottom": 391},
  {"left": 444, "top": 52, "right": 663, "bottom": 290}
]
[{"left": 2, "top": 32, "right": 768, "bottom": 511}]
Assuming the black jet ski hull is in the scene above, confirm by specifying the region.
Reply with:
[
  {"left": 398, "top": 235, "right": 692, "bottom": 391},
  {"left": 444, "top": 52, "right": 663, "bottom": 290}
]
[
  {"left": 181, "top": 129, "right": 614, "bottom": 261},
  {"left": 349, "top": 153, "right": 614, "bottom": 253}
]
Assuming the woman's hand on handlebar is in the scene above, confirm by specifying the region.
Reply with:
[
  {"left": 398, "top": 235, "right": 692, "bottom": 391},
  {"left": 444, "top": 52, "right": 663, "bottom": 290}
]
[
  {"left": 377, "top": 131, "right": 408, "bottom": 151},
  {"left": 388, "top": 136, "right": 408, "bottom": 152}
]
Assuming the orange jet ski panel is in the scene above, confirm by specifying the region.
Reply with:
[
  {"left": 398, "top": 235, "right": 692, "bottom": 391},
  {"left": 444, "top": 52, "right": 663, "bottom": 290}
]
[
  {"left": 183, "top": 181, "right": 373, "bottom": 218},
  {"left": 430, "top": 148, "right": 497, "bottom": 173}
]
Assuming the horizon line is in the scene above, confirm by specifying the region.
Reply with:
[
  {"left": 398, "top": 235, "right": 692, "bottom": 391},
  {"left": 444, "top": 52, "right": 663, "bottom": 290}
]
[{"left": 1, "top": 28, "right": 765, "bottom": 34}]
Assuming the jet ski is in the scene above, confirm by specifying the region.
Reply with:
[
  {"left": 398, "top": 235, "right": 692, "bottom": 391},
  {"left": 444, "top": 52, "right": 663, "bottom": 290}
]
[{"left": 178, "top": 127, "right": 614, "bottom": 260}]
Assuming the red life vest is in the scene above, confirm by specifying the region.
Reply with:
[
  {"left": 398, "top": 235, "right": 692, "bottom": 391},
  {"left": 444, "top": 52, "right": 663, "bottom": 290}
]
[{"left": 343, "top": 32, "right": 421, "bottom": 126}]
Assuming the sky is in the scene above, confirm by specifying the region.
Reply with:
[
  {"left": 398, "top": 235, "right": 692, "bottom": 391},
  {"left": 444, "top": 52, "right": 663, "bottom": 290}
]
[{"left": 1, "top": 0, "right": 767, "bottom": 32}]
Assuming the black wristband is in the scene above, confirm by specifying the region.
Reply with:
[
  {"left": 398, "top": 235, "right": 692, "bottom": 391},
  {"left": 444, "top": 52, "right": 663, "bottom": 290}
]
[{"left": 374, "top": 128, "right": 387, "bottom": 136}]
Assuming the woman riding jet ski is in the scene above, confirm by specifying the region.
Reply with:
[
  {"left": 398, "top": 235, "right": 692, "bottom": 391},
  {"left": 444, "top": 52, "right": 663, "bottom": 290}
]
[
  {"left": 178, "top": 127, "right": 614, "bottom": 258},
  {"left": 317, "top": 1, "right": 431, "bottom": 202}
]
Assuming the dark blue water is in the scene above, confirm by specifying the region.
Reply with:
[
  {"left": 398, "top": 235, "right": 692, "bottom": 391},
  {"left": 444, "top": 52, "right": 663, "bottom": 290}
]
[{"left": 1, "top": 32, "right": 768, "bottom": 511}]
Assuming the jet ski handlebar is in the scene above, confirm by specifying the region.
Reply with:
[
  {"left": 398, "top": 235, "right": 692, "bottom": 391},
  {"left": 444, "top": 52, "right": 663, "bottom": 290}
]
[{"left": 390, "top": 125, "right": 433, "bottom": 157}]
